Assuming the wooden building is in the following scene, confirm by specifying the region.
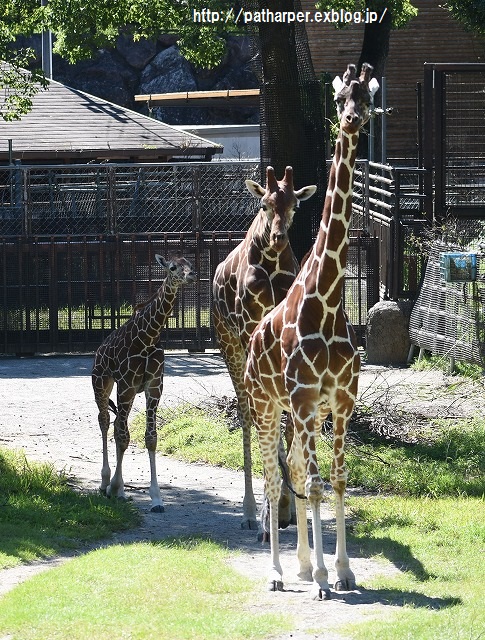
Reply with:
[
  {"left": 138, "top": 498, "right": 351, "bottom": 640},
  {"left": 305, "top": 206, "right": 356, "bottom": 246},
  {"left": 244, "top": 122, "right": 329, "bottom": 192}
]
[
  {"left": 302, "top": 0, "right": 485, "bottom": 161},
  {"left": 0, "top": 79, "right": 222, "bottom": 165}
]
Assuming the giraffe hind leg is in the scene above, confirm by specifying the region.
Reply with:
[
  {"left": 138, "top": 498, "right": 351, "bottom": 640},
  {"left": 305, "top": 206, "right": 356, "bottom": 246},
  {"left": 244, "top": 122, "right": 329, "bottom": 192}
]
[
  {"left": 107, "top": 388, "right": 136, "bottom": 501},
  {"left": 92, "top": 371, "right": 114, "bottom": 493}
]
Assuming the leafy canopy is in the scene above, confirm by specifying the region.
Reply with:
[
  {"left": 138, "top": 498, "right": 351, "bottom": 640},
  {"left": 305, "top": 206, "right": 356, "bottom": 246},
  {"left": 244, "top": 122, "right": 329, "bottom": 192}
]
[
  {"left": 0, "top": 0, "right": 232, "bottom": 120},
  {"left": 443, "top": 0, "right": 485, "bottom": 35}
]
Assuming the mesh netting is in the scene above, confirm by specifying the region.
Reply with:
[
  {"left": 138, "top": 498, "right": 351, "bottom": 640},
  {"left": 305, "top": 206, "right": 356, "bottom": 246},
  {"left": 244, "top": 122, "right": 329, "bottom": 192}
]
[
  {"left": 245, "top": 0, "right": 327, "bottom": 259},
  {"left": 0, "top": 162, "right": 260, "bottom": 236},
  {"left": 409, "top": 242, "right": 485, "bottom": 366}
]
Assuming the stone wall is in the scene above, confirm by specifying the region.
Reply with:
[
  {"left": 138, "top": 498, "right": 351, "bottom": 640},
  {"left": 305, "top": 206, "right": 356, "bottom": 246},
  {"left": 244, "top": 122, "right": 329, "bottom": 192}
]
[{"left": 28, "top": 34, "right": 259, "bottom": 126}]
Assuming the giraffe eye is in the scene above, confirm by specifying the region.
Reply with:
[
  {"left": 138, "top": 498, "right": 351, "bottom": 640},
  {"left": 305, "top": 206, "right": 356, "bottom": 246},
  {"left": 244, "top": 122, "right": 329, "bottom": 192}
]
[
  {"left": 169, "top": 264, "right": 177, "bottom": 272},
  {"left": 261, "top": 201, "right": 269, "bottom": 212}
]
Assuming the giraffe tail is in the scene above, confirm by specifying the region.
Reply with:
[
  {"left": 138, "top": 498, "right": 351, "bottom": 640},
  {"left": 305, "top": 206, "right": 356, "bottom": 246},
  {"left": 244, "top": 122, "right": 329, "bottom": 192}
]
[
  {"left": 278, "top": 451, "right": 306, "bottom": 501},
  {"left": 108, "top": 399, "right": 118, "bottom": 415}
]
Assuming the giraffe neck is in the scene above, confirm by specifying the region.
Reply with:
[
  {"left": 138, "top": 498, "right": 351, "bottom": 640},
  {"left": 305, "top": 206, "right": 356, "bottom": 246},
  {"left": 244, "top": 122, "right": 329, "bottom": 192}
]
[
  {"left": 308, "top": 128, "right": 358, "bottom": 305},
  {"left": 134, "top": 277, "right": 179, "bottom": 344}
]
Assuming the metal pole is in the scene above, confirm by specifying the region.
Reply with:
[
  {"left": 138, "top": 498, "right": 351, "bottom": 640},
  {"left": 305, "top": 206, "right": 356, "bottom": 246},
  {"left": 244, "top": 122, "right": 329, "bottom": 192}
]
[
  {"left": 41, "top": 0, "right": 52, "bottom": 79},
  {"left": 381, "top": 77, "right": 387, "bottom": 164},
  {"left": 368, "top": 114, "right": 374, "bottom": 161}
]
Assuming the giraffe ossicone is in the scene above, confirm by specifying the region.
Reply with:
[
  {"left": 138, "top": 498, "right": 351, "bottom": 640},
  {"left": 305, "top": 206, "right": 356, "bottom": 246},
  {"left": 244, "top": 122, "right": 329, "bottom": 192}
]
[
  {"left": 213, "top": 166, "right": 316, "bottom": 530},
  {"left": 244, "top": 63, "right": 378, "bottom": 599},
  {"left": 92, "top": 253, "right": 196, "bottom": 513}
]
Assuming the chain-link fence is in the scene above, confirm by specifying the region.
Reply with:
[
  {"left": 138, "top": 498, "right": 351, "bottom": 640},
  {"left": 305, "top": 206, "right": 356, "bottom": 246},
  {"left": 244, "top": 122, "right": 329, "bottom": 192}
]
[{"left": 0, "top": 161, "right": 260, "bottom": 236}]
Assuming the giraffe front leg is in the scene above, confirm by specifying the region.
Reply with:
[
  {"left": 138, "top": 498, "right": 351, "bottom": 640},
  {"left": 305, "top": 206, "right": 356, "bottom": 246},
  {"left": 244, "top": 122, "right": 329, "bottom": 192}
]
[
  {"left": 251, "top": 397, "right": 284, "bottom": 590},
  {"left": 307, "top": 489, "right": 331, "bottom": 600},
  {"left": 145, "top": 391, "right": 164, "bottom": 513},
  {"left": 262, "top": 446, "right": 284, "bottom": 591},
  {"left": 301, "top": 422, "right": 331, "bottom": 600},
  {"left": 216, "top": 327, "right": 258, "bottom": 531},
  {"left": 331, "top": 414, "right": 356, "bottom": 592}
]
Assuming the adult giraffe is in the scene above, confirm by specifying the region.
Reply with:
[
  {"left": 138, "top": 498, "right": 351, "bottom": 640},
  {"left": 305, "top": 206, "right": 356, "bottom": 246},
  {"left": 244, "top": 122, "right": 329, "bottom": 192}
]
[
  {"left": 213, "top": 166, "right": 316, "bottom": 530},
  {"left": 92, "top": 253, "right": 196, "bottom": 512},
  {"left": 245, "top": 63, "right": 379, "bottom": 598}
]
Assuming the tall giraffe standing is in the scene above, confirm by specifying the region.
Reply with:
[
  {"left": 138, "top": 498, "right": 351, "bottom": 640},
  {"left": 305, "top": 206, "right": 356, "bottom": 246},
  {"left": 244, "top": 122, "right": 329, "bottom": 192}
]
[
  {"left": 245, "top": 63, "right": 378, "bottom": 599},
  {"left": 92, "top": 254, "right": 196, "bottom": 512},
  {"left": 213, "top": 166, "right": 316, "bottom": 529}
]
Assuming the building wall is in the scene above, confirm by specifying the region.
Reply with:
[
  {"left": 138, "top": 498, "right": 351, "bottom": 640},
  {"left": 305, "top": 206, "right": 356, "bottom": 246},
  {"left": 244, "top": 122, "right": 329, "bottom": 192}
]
[
  {"left": 302, "top": 0, "right": 485, "bottom": 161},
  {"left": 178, "top": 125, "right": 260, "bottom": 160}
]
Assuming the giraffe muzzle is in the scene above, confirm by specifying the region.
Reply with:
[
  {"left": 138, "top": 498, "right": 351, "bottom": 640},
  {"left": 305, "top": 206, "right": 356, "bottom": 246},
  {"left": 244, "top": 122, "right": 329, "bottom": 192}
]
[{"left": 271, "top": 232, "right": 288, "bottom": 250}]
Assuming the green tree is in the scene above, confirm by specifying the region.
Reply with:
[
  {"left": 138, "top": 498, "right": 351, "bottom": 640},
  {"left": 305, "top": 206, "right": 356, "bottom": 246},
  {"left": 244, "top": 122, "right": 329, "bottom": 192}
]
[
  {"left": 0, "top": 0, "right": 232, "bottom": 121},
  {"left": 1, "top": 2, "right": 49, "bottom": 120},
  {"left": 443, "top": 0, "right": 485, "bottom": 35}
]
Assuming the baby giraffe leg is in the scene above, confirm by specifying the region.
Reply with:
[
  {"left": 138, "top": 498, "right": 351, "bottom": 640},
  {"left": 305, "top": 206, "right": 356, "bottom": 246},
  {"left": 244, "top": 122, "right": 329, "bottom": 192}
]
[
  {"left": 145, "top": 391, "right": 164, "bottom": 512},
  {"left": 92, "top": 374, "right": 114, "bottom": 493},
  {"left": 107, "top": 391, "right": 135, "bottom": 500}
]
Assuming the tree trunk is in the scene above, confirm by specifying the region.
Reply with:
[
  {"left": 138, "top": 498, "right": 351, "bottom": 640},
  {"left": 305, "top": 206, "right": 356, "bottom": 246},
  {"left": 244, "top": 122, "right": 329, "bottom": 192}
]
[{"left": 254, "top": 0, "right": 327, "bottom": 259}]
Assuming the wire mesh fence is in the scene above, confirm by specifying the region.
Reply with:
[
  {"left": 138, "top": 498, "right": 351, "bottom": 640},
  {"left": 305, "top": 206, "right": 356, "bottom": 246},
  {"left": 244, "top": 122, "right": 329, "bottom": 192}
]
[
  {"left": 0, "top": 161, "right": 261, "bottom": 236},
  {"left": 409, "top": 242, "right": 485, "bottom": 367}
]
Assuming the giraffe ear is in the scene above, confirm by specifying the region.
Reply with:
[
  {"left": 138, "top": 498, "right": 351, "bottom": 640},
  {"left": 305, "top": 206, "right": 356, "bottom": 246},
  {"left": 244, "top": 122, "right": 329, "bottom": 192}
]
[
  {"left": 368, "top": 78, "right": 380, "bottom": 98},
  {"left": 155, "top": 254, "right": 169, "bottom": 270},
  {"left": 332, "top": 75, "right": 344, "bottom": 96},
  {"left": 245, "top": 179, "right": 265, "bottom": 199},
  {"left": 295, "top": 185, "right": 317, "bottom": 202}
]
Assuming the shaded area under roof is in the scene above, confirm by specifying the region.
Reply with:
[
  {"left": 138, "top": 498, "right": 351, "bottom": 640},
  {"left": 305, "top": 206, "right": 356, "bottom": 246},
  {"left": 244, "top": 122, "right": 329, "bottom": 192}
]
[{"left": 0, "top": 79, "right": 223, "bottom": 163}]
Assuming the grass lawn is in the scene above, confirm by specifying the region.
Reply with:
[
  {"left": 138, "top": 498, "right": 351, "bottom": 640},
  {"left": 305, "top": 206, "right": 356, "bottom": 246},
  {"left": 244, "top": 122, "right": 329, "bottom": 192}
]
[
  {"left": 0, "top": 538, "right": 286, "bottom": 640},
  {"left": 130, "top": 398, "right": 485, "bottom": 640},
  {"left": 0, "top": 448, "right": 139, "bottom": 571},
  {"left": 0, "top": 371, "right": 484, "bottom": 640}
]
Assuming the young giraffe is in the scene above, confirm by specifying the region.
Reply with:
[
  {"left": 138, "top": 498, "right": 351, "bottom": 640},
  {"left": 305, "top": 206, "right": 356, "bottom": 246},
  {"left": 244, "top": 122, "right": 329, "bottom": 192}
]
[
  {"left": 92, "top": 253, "right": 196, "bottom": 512},
  {"left": 213, "top": 166, "right": 316, "bottom": 530},
  {"left": 245, "top": 63, "right": 379, "bottom": 599}
]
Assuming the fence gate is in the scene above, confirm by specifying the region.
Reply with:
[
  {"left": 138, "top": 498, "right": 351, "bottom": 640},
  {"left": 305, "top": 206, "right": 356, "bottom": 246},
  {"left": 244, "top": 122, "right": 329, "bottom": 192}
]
[{"left": 424, "top": 63, "right": 485, "bottom": 222}]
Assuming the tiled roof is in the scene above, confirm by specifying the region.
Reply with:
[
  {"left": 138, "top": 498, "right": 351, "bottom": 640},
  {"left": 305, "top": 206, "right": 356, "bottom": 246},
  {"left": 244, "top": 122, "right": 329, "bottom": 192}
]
[{"left": 0, "top": 79, "right": 223, "bottom": 162}]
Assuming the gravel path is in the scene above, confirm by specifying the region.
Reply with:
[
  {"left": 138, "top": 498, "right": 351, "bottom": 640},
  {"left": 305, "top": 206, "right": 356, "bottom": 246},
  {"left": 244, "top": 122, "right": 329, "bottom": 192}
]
[{"left": 0, "top": 353, "right": 480, "bottom": 638}]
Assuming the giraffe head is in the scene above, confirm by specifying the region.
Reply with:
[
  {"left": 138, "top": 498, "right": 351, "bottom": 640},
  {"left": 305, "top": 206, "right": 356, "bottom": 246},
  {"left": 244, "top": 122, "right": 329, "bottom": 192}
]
[
  {"left": 333, "top": 63, "right": 379, "bottom": 134},
  {"left": 155, "top": 254, "right": 197, "bottom": 285},
  {"left": 245, "top": 166, "right": 316, "bottom": 252}
]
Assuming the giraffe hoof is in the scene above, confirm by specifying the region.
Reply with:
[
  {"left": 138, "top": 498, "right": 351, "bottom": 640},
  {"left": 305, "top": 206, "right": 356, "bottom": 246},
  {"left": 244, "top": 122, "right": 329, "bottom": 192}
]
[
  {"left": 241, "top": 518, "right": 259, "bottom": 531},
  {"left": 268, "top": 579, "right": 284, "bottom": 592},
  {"left": 334, "top": 578, "right": 357, "bottom": 591},
  {"left": 310, "top": 586, "right": 331, "bottom": 601},
  {"left": 150, "top": 504, "right": 165, "bottom": 513}
]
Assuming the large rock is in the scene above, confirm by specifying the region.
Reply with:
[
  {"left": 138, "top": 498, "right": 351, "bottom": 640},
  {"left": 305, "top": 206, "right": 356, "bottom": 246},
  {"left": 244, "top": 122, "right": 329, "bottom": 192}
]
[
  {"left": 139, "top": 46, "right": 197, "bottom": 94},
  {"left": 54, "top": 49, "right": 138, "bottom": 108},
  {"left": 116, "top": 34, "right": 157, "bottom": 70},
  {"left": 366, "top": 301, "right": 411, "bottom": 365}
]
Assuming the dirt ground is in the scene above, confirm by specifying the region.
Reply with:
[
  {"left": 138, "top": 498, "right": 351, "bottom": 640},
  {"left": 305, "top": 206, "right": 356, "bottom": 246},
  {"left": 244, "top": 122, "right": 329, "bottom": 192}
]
[{"left": 0, "top": 352, "right": 483, "bottom": 639}]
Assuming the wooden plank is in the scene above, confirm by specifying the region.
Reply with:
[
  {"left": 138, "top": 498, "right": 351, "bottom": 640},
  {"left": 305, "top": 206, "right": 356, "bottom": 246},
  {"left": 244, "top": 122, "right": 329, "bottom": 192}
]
[{"left": 135, "top": 89, "right": 260, "bottom": 103}]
